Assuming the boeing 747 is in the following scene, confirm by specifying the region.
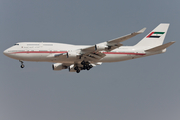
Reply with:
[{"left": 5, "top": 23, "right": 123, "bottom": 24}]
[{"left": 3, "top": 23, "right": 175, "bottom": 73}]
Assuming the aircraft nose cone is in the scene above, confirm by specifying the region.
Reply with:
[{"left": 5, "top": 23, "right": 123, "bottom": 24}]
[{"left": 3, "top": 49, "right": 9, "bottom": 56}]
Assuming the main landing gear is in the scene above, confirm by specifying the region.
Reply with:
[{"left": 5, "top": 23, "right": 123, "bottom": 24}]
[
  {"left": 81, "top": 61, "right": 93, "bottom": 71},
  {"left": 74, "top": 66, "right": 80, "bottom": 73},
  {"left": 73, "top": 61, "right": 93, "bottom": 73},
  {"left": 19, "top": 60, "right": 25, "bottom": 68}
]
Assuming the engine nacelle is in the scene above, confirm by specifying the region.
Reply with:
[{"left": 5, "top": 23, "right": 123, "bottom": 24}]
[
  {"left": 95, "top": 44, "right": 108, "bottom": 51},
  {"left": 52, "top": 63, "right": 67, "bottom": 71},
  {"left": 69, "top": 64, "right": 76, "bottom": 72},
  {"left": 67, "top": 51, "right": 79, "bottom": 58}
]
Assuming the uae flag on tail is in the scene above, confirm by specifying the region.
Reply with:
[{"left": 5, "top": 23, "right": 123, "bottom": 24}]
[{"left": 146, "top": 32, "right": 165, "bottom": 38}]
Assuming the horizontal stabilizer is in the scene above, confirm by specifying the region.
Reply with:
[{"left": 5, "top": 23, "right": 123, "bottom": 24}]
[{"left": 145, "top": 41, "right": 175, "bottom": 52}]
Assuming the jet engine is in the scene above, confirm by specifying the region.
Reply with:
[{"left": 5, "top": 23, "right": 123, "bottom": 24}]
[
  {"left": 67, "top": 51, "right": 79, "bottom": 58},
  {"left": 69, "top": 64, "right": 76, "bottom": 72},
  {"left": 95, "top": 44, "right": 108, "bottom": 51},
  {"left": 52, "top": 63, "right": 67, "bottom": 71}
]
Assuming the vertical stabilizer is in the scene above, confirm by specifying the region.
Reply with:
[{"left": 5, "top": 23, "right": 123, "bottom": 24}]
[{"left": 134, "top": 23, "right": 170, "bottom": 49}]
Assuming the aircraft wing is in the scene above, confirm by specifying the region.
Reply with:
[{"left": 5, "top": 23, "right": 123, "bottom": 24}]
[
  {"left": 81, "top": 51, "right": 106, "bottom": 62},
  {"left": 79, "top": 27, "right": 146, "bottom": 60},
  {"left": 107, "top": 27, "right": 146, "bottom": 44},
  {"left": 81, "top": 27, "right": 146, "bottom": 53},
  {"left": 50, "top": 27, "right": 146, "bottom": 61}
]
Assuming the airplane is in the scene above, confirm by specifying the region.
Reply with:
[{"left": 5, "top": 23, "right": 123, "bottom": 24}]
[{"left": 3, "top": 23, "right": 175, "bottom": 73}]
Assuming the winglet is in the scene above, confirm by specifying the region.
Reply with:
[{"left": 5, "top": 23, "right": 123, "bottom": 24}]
[{"left": 137, "top": 27, "right": 146, "bottom": 34}]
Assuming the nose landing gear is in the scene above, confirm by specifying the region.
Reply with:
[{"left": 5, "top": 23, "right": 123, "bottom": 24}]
[{"left": 19, "top": 60, "right": 25, "bottom": 68}]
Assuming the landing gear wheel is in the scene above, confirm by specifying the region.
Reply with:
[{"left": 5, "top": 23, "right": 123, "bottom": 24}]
[
  {"left": 76, "top": 69, "right": 80, "bottom": 73},
  {"left": 81, "top": 61, "right": 85, "bottom": 65},
  {"left": 87, "top": 66, "right": 90, "bottom": 70},
  {"left": 19, "top": 60, "right": 25, "bottom": 68},
  {"left": 89, "top": 65, "right": 93, "bottom": 69},
  {"left": 21, "top": 64, "right": 25, "bottom": 68},
  {"left": 74, "top": 66, "right": 78, "bottom": 70}
]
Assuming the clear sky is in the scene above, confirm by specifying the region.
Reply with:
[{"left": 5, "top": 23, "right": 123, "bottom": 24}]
[{"left": 1, "top": 0, "right": 180, "bottom": 120}]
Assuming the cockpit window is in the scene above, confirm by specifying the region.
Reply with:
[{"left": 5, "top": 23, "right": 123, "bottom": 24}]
[{"left": 14, "top": 44, "right": 19, "bottom": 45}]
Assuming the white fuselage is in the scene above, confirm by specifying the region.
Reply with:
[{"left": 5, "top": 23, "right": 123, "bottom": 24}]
[
  {"left": 3, "top": 24, "right": 173, "bottom": 73},
  {"left": 3, "top": 42, "right": 160, "bottom": 64}
]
